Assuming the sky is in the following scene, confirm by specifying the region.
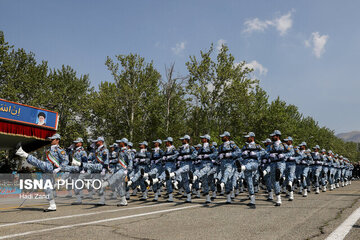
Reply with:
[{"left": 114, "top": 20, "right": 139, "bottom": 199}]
[{"left": 1, "top": 0, "right": 359, "bottom": 134}]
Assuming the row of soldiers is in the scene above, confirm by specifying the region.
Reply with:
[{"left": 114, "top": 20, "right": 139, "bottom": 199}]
[{"left": 15, "top": 130, "right": 354, "bottom": 211}]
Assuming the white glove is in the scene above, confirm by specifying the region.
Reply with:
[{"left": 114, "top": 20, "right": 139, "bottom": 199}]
[
  {"left": 250, "top": 151, "right": 257, "bottom": 157},
  {"left": 162, "top": 156, "right": 167, "bottom": 161},
  {"left": 53, "top": 168, "right": 61, "bottom": 174},
  {"left": 80, "top": 170, "right": 85, "bottom": 174},
  {"left": 178, "top": 156, "right": 183, "bottom": 161},
  {"left": 183, "top": 155, "right": 190, "bottom": 159},
  {"left": 242, "top": 150, "right": 249, "bottom": 156},
  {"left": 101, "top": 169, "right": 106, "bottom": 175},
  {"left": 270, "top": 153, "right": 277, "bottom": 159},
  {"left": 278, "top": 154, "right": 285, "bottom": 159},
  {"left": 198, "top": 155, "right": 203, "bottom": 159},
  {"left": 262, "top": 159, "right": 267, "bottom": 164},
  {"left": 203, "top": 154, "right": 209, "bottom": 159},
  {"left": 225, "top": 152, "right": 232, "bottom": 158},
  {"left": 219, "top": 154, "right": 224, "bottom": 159}
]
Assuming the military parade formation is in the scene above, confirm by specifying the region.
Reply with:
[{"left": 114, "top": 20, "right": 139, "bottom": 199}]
[{"left": 15, "top": 130, "right": 355, "bottom": 212}]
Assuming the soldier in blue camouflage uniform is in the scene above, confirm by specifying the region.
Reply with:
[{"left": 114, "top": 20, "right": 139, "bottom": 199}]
[
  {"left": 190, "top": 134, "right": 217, "bottom": 203},
  {"left": 283, "top": 137, "right": 296, "bottom": 201},
  {"left": 217, "top": 131, "right": 241, "bottom": 204},
  {"left": 100, "top": 138, "right": 130, "bottom": 206},
  {"left": 266, "top": 130, "right": 286, "bottom": 206},
  {"left": 327, "top": 151, "right": 336, "bottom": 190},
  {"left": 191, "top": 143, "right": 203, "bottom": 199},
  {"left": 153, "top": 137, "right": 179, "bottom": 202},
  {"left": 259, "top": 138, "right": 273, "bottom": 201},
  {"left": 236, "top": 132, "right": 264, "bottom": 208},
  {"left": 68, "top": 138, "right": 89, "bottom": 204},
  {"left": 320, "top": 149, "right": 329, "bottom": 192},
  {"left": 128, "top": 141, "right": 151, "bottom": 200},
  {"left": 16, "top": 133, "right": 68, "bottom": 212},
  {"left": 300, "top": 147, "right": 313, "bottom": 197},
  {"left": 166, "top": 135, "right": 197, "bottom": 203},
  {"left": 142, "top": 139, "right": 164, "bottom": 201},
  {"left": 311, "top": 145, "right": 323, "bottom": 194}
]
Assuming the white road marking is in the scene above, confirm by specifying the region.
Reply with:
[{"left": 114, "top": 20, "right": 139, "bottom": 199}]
[
  {"left": 0, "top": 205, "right": 198, "bottom": 239},
  {"left": 325, "top": 206, "right": 360, "bottom": 240},
  {"left": 0, "top": 203, "right": 172, "bottom": 228}
]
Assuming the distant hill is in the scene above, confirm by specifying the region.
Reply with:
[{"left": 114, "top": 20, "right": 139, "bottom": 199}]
[{"left": 336, "top": 131, "right": 360, "bottom": 142}]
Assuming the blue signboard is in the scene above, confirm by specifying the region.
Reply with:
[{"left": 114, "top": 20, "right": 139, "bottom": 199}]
[{"left": 0, "top": 99, "right": 58, "bottom": 130}]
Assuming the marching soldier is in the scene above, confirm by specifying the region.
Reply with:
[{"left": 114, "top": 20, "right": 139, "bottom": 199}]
[{"left": 15, "top": 133, "right": 68, "bottom": 212}]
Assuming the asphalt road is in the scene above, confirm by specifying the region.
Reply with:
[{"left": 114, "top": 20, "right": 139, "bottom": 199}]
[{"left": 0, "top": 181, "right": 359, "bottom": 240}]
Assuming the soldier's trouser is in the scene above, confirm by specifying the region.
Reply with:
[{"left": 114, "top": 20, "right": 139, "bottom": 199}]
[
  {"left": 232, "top": 171, "right": 240, "bottom": 190},
  {"left": 192, "top": 163, "right": 201, "bottom": 190},
  {"left": 329, "top": 167, "right": 336, "bottom": 185},
  {"left": 208, "top": 164, "right": 219, "bottom": 192},
  {"left": 74, "top": 172, "right": 92, "bottom": 196},
  {"left": 312, "top": 165, "right": 322, "bottom": 188},
  {"left": 334, "top": 169, "right": 341, "bottom": 182},
  {"left": 321, "top": 167, "right": 329, "bottom": 186},
  {"left": 83, "top": 163, "right": 103, "bottom": 173},
  {"left": 174, "top": 162, "right": 192, "bottom": 194},
  {"left": 26, "top": 155, "right": 55, "bottom": 201},
  {"left": 107, "top": 169, "right": 127, "bottom": 197},
  {"left": 242, "top": 159, "right": 259, "bottom": 195},
  {"left": 301, "top": 166, "right": 310, "bottom": 188},
  {"left": 147, "top": 163, "right": 163, "bottom": 192},
  {"left": 270, "top": 161, "right": 285, "bottom": 195},
  {"left": 285, "top": 161, "right": 296, "bottom": 189},
  {"left": 131, "top": 165, "right": 148, "bottom": 192},
  {"left": 159, "top": 162, "right": 176, "bottom": 194},
  {"left": 194, "top": 161, "right": 213, "bottom": 195},
  {"left": 262, "top": 164, "right": 272, "bottom": 192},
  {"left": 220, "top": 159, "right": 235, "bottom": 194}
]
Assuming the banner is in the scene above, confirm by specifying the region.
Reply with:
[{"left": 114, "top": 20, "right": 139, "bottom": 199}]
[{"left": 0, "top": 99, "right": 58, "bottom": 130}]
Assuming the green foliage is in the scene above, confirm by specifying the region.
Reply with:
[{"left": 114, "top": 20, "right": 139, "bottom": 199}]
[{"left": 0, "top": 30, "right": 358, "bottom": 165}]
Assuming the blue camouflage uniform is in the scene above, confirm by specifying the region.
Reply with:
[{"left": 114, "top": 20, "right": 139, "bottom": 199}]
[{"left": 217, "top": 132, "right": 241, "bottom": 194}]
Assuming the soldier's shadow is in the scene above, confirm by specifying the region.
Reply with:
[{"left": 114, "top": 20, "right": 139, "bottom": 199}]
[{"left": 17, "top": 207, "right": 45, "bottom": 212}]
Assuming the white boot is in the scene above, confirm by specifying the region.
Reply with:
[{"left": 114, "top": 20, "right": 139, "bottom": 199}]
[
  {"left": 212, "top": 191, "right": 217, "bottom": 199},
  {"left": 186, "top": 193, "right": 191, "bottom": 203},
  {"left": 315, "top": 187, "right": 320, "bottom": 194},
  {"left": 298, "top": 186, "right": 303, "bottom": 195},
  {"left": 248, "top": 195, "right": 255, "bottom": 208},
  {"left": 169, "top": 172, "right": 175, "bottom": 178},
  {"left": 71, "top": 194, "right": 82, "bottom": 205},
  {"left": 220, "top": 182, "right": 225, "bottom": 192},
  {"left": 275, "top": 195, "right": 281, "bottom": 206},
  {"left": 152, "top": 178, "right": 159, "bottom": 184},
  {"left": 141, "top": 190, "right": 148, "bottom": 200},
  {"left": 193, "top": 176, "right": 198, "bottom": 183},
  {"left": 267, "top": 191, "right": 273, "bottom": 201},
  {"left": 226, "top": 194, "right": 231, "bottom": 204},
  {"left": 153, "top": 191, "right": 159, "bottom": 201},
  {"left": 263, "top": 170, "right": 268, "bottom": 177},
  {"left": 196, "top": 190, "right": 200, "bottom": 198},
  {"left": 322, "top": 186, "right": 327, "bottom": 192},
  {"left": 303, "top": 188, "right": 308, "bottom": 197},
  {"left": 127, "top": 180, "right": 132, "bottom": 187},
  {"left": 289, "top": 191, "right": 294, "bottom": 201},
  {"left": 205, "top": 194, "right": 211, "bottom": 203},
  {"left": 341, "top": 181, "right": 345, "bottom": 187},
  {"left": 168, "top": 193, "right": 174, "bottom": 202},
  {"left": 44, "top": 199, "right": 56, "bottom": 212},
  {"left": 16, "top": 147, "right": 29, "bottom": 159},
  {"left": 173, "top": 180, "right": 179, "bottom": 190},
  {"left": 143, "top": 173, "right": 149, "bottom": 178},
  {"left": 117, "top": 196, "right": 127, "bottom": 206}
]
